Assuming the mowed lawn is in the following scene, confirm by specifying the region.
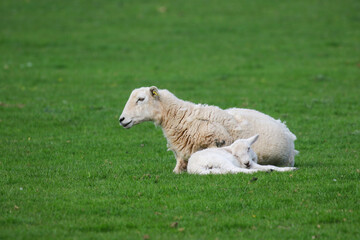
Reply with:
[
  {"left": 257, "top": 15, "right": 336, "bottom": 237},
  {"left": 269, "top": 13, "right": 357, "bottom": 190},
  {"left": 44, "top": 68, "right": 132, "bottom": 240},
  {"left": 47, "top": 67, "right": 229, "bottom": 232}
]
[{"left": 1, "top": 0, "right": 360, "bottom": 239}]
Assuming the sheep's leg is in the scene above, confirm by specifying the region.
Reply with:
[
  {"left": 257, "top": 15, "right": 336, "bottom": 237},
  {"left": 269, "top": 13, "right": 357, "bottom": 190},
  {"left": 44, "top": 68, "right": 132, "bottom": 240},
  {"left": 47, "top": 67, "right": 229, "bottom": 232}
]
[
  {"left": 207, "top": 167, "right": 260, "bottom": 174},
  {"left": 173, "top": 157, "right": 188, "bottom": 174},
  {"left": 230, "top": 168, "right": 260, "bottom": 174},
  {"left": 193, "top": 167, "right": 259, "bottom": 175},
  {"left": 251, "top": 162, "right": 297, "bottom": 172},
  {"left": 195, "top": 168, "right": 221, "bottom": 175},
  {"left": 209, "top": 163, "right": 260, "bottom": 174}
]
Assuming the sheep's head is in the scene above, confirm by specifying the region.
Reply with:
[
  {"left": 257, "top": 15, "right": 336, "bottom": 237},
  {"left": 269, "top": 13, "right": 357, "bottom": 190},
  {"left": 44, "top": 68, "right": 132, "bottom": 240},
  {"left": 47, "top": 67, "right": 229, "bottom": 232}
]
[
  {"left": 228, "top": 134, "right": 259, "bottom": 168},
  {"left": 119, "top": 86, "right": 162, "bottom": 129}
]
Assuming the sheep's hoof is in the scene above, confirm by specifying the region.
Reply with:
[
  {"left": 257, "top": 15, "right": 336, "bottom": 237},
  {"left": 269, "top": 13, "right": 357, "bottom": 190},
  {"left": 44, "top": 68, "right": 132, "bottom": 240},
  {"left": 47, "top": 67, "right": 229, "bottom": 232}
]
[{"left": 173, "top": 168, "right": 186, "bottom": 174}]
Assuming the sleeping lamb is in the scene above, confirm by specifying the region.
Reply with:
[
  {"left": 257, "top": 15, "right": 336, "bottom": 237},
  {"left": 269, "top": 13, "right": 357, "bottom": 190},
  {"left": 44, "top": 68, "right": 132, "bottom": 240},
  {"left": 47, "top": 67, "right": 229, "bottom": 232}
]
[
  {"left": 187, "top": 134, "right": 297, "bottom": 174},
  {"left": 119, "top": 86, "right": 298, "bottom": 173}
]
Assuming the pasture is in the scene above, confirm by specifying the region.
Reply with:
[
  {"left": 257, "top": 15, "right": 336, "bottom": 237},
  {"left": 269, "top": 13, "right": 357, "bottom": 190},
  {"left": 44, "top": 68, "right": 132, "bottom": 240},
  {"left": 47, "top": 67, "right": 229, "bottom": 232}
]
[{"left": 1, "top": 0, "right": 359, "bottom": 239}]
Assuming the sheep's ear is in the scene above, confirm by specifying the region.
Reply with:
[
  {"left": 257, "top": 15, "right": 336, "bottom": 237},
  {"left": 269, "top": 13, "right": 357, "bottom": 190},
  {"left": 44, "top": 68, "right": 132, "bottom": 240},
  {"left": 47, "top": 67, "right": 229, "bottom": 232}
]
[
  {"left": 230, "top": 139, "right": 241, "bottom": 147},
  {"left": 228, "top": 139, "right": 241, "bottom": 152},
  {"left": 222, "top": 146, "right": 232, "bottom": 153},
  {"left": 247, "top": 134, "right": 259, "bottom": 146},
  {"left": 150, "top": 86, "right": 159, "bottom": 99}
]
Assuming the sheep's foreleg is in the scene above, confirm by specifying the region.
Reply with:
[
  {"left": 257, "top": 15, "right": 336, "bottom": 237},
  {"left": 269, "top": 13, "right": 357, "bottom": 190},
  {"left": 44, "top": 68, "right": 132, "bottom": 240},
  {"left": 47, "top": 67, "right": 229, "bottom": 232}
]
[
  {"left": 173, "top": 157, "right": 188, "bottom": 174},
  {"left": 251, "top": 162, "right": 297, "bottom": 172}
]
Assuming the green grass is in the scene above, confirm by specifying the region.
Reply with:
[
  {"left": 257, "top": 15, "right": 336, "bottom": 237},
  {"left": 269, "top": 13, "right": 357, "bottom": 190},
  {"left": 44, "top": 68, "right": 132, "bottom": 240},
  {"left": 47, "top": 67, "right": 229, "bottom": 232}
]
[{"left": 1, "top": 0, "right": 360, "bottom": 239}]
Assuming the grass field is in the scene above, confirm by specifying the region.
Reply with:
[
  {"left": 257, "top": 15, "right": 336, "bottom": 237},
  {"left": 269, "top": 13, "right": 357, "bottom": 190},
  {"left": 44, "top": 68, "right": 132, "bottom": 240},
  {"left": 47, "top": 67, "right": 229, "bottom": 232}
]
[{"left": 1, "top": 0, "right": 360, "bottom": 239}]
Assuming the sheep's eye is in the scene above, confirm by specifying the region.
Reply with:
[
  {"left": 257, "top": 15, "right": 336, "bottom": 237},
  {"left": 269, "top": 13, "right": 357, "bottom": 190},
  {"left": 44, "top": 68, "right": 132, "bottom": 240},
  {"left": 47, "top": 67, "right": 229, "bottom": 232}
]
[
  {"left": 136, "top": 97, "right": 145, "bottom": 103},
  {"left": 247, "top": 147, "right": 250, "bottom": 152}
]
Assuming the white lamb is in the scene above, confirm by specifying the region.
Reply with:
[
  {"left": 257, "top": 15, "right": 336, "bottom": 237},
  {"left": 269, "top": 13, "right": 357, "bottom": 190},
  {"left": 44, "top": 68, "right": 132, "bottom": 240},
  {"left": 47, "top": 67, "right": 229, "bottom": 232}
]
[
  {"left": 119, "top": 86, "right": 298, "bottom": 173},
  {"left": 187, "top": 134, "right": 297, "bottom": 174}
]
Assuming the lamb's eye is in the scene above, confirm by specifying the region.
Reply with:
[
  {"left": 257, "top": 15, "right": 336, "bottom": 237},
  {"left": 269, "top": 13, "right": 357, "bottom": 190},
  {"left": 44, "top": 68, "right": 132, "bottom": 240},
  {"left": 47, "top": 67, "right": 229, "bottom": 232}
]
[
  {"left": 136, "top": 97, "right": 145, "bottom": 103},
  {"left": 247, "top": 147, "right": 250, "bottom": 152}
]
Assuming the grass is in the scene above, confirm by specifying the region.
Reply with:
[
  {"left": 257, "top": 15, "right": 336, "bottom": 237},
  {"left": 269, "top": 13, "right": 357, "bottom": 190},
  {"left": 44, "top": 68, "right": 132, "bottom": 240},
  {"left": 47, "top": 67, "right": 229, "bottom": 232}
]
[{"left": 1, "top": 0, "right": 360, "bottom": 239}]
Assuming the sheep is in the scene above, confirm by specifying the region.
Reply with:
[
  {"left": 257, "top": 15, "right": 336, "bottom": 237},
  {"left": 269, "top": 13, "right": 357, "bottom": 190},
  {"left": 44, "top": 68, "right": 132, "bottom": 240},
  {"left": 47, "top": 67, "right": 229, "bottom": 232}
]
[
  {"left": 119, "top": 86, "right": 298, "bottom": 173},
  {"left": 187, "top": 134, "right": 297, "bottom": 174}
]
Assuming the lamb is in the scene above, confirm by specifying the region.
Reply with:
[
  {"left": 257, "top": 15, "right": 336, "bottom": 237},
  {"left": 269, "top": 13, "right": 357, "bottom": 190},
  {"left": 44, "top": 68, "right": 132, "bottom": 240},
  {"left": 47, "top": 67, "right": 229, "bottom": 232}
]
[
  {"left": 119, "top": 86, "right": 298, "bottom": 173},
  {"left": 187, "top": 134, "right": 297, "bottom": 174}
]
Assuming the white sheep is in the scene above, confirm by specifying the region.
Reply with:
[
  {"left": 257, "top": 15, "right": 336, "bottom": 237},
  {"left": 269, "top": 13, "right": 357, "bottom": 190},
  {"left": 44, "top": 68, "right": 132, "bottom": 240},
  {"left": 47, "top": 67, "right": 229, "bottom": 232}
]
[
  {"left": 187, "top": 134, "right": 297, "bottom": 174},
  {"left": 119, "top": 86, "right": 298, "bottom": 173}
]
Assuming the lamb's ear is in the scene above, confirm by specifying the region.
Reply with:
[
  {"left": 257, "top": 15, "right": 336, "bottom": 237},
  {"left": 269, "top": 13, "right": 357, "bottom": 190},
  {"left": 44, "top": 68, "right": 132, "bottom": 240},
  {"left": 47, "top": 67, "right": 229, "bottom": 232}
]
[
  {"left": 247, "top": 134, "right": 259, "bottom": 146},
  {"left": 222, "top": 146, "right": 232, "bottom": 153},
  {"left": 227, "top": 139, "right": 241, "bottom": 153},
  {"left": 150, "top": 86, "right": 159, "bottom": 99}
]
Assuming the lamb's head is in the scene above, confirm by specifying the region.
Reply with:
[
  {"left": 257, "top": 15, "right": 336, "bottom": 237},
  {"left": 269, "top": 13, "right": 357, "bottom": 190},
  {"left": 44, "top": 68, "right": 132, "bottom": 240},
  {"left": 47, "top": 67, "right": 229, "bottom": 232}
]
[
  {"left": 119, "top": 86, "right": 162, "bottom": 129},
  {"left": 228, "top": 134, "right": 259, "bottom": 168}
]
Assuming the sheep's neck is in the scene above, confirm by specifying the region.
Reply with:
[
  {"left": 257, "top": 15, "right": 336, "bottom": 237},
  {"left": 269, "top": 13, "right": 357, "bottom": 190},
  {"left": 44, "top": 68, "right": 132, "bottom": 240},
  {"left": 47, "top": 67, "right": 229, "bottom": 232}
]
[{"left": 159, "top": 100, "right": 193, "bottom": 131}]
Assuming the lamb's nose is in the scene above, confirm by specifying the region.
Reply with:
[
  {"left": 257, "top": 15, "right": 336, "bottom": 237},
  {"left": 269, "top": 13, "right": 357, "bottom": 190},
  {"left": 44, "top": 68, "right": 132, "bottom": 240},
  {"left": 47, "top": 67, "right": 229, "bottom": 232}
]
[{"left": 119, "top": 117, "right": 125, "bottom": 123}]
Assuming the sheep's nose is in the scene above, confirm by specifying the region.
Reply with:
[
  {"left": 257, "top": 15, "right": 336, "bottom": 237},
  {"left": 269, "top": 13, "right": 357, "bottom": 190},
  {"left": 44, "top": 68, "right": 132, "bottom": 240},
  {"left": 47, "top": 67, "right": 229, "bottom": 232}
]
[{"left": 119, "top": 117, "right": 125, "bottom": 123}]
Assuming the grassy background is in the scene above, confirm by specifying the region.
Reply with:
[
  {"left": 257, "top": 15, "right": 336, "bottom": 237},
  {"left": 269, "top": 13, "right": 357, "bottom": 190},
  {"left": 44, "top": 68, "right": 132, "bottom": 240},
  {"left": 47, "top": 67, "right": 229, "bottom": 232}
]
[{"left": 1, "top": 0, "right": 359, "bottom": 239}]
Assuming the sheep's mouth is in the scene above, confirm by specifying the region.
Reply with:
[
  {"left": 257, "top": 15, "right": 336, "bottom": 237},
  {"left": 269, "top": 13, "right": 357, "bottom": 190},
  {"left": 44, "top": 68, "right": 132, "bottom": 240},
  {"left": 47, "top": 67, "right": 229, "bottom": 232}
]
[{"left": 122, "top": 120, "right": 133, "bottom": 128}]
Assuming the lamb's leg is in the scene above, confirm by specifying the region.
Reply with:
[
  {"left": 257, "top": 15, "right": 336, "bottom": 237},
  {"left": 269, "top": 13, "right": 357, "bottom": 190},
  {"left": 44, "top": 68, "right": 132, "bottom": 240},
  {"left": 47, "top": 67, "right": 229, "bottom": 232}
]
[
  {"left": 194, "top": 167, "right": 259, "bottom": 175},
  {"left": 230, "top": 168, "right": 260, "bottom": 174},
  {"left": 210, "top": 164, "right": 260, "bottom": 174},
  {"left": 173, "top": 157, "right": 188, "bottom": 174},
  {"left": 251, "top": 162, "right": 297, "bottom": 172}
]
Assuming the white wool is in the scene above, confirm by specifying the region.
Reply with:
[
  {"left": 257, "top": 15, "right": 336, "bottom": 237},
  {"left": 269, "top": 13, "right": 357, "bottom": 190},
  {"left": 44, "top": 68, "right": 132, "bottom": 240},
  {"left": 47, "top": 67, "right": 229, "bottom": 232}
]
[{"left": 119, "top": 86, "right": 298, "bottom": 173}]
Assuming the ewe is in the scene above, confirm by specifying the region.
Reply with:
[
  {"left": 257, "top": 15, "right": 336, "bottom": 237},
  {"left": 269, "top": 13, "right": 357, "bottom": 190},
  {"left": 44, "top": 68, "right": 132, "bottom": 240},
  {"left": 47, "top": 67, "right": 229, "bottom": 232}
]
[
  {"left": 187, "top": 134, "right": 297, "bottom": 174},
  {"left": 119, "top": 86, "right": 298, "bottom": 173}
]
